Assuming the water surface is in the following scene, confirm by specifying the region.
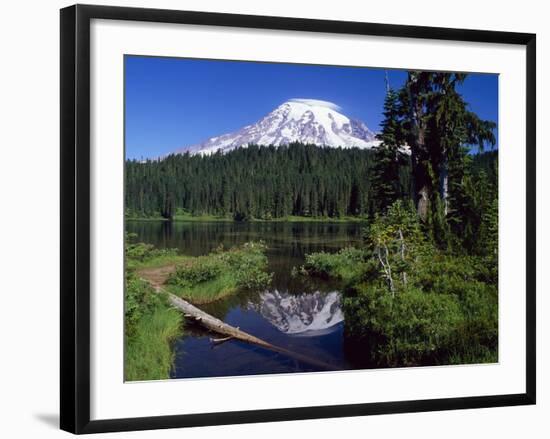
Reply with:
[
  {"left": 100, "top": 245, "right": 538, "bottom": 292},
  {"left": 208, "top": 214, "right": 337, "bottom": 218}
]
[{"left": 127, "top": 220, "right": 368, "bottom": 378}]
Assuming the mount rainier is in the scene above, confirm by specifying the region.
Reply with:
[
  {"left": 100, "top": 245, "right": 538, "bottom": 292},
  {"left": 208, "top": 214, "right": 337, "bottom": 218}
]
[{"left": 174, "top": 98, "right": 380, "bottom": 156}]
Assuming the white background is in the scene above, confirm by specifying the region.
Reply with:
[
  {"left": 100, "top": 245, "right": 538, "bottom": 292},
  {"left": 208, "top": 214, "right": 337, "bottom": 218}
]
[{"left": 0, "top": 0, "right": 546, "bottom": 437}]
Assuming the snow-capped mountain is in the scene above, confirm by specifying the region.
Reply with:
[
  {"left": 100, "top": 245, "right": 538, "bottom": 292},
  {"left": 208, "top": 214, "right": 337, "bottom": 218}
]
[
  {"left": 174, "top": 98, "right": 380, "bottom": 156},
  {"left": 249, "top": 290, "right": 344, "bottom": 335}
]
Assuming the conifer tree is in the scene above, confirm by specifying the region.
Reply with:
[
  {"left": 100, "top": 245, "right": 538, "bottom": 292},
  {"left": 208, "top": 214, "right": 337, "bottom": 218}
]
[
  {"left": 371, "top": 87, "right": 407, "bottom": 212},
  {"left": 400, "top": 72, "right": 496, "bottom": 247}
]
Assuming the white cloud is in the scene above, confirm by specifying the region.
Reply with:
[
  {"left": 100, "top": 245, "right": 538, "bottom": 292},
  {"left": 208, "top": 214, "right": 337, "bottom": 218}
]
[{"left": 288, "top": 98, "right": 343, "bottom": 112}]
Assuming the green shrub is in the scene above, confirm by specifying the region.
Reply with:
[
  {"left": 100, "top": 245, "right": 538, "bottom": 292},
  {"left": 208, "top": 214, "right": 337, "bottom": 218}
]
[
  {"left": 340, "top": 249, "right": 498, "bottom": 366},
  {"left": 166, "top": 242, "right": 272, "bottom": 303},
  {"left": 169, "top": 258, "right": 224, "bottom": 286},
  {"left": 302, "top": 200, "right": 498, "bottom": 367},
  {"left": 125, "top": 240, "right": 156, "bottom": 263},
  {"left": 414, "top": 253, "right": 484, "bottom": 289},
  {"left": 125, "top": 271, "right": 162, "bottom": 337},
  {"left": 125, "top": 232, "right": 178, "bottom": 268},
  {"left": 344, "top": 284, "right": 462, "bottom": 366},
  {"left": 299, "top": 246, "right": 370, "bottom": 283},
  {"left": 221, "top": 242, "right": 273, "bottom": 289}
]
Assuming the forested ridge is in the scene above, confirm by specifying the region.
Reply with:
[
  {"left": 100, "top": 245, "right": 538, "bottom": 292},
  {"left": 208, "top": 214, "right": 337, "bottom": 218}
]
[
  {"left": 126, "top": 143, "right": 495, "bottom": 226},
  {"left": 126, "top": 144, "right": 406, "bottom": 220}
]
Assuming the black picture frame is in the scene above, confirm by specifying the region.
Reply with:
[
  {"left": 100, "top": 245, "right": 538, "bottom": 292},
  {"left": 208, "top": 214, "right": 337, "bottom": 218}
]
[{"left": 60, "top": 4, "right": 536, "bottom": 434}]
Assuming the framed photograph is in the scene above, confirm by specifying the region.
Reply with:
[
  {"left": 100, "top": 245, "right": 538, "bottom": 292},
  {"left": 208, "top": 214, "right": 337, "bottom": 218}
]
[{"left": 60, "top": 4, "right": 536, "bottom": 434}]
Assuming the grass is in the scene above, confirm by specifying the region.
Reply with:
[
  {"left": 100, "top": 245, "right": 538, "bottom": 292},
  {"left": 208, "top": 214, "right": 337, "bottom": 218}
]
[
  {"left": 165, "top": 272, "right": 238, "bottom": 304},
  {"left": 126, "top": 211, "right": 232, "bottom": 222},
  {"left": 166, "top": 242, "right": 272, "bottom": 304},
  {"left": 125, "top": 301, "right": 182, "bottom": 381},
  {"left": 124, "top": 235, "right": 189, "bottom": 271},
  {"left": 124, "top": 271, "right": 183, "bottom": 381},
  {"left": 126, "top": 213, "right": 368, "bottom": 223},
  {"left": 250, "top": 215, "right": 368, "bottom": 223},
  {"left": 172, "top": 212, "right": 232, "bottom": 222},
  {"left": 125, "top": 216, "right": 171, "bottom": 222},
  {"left": 128, "top": 253, "right": 190, "bottom": 271}
]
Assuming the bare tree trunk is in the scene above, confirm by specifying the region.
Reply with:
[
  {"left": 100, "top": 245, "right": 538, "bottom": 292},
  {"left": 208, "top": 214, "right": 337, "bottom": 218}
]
[
  {"left": 377, "top": 245, "right": 395, "bottom": 296},
  {"left": 398, "top": 228, "right": 408, "bottom": 286},
  {"left": 417, "top": 185, "right": 430, "bottom": 221},
  {"left": 439, "top": 158, "right": 449, "bottom": 216},
  {"left": 407, "top": 73, "right": 430, "bottom": 221}
]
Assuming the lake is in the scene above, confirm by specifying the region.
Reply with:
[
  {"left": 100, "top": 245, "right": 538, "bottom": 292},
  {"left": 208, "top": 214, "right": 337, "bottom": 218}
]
[{"left": 127, "top": 220, "right": 372, "bottom": 378}]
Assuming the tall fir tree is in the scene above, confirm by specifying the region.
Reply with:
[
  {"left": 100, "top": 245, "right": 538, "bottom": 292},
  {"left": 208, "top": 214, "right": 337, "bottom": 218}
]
[
  {"left": 371, "top": 87, "right": 407, "bottom": 212},
  {"left": 400, "top": 72, "right": 496, "bottom": 247}
]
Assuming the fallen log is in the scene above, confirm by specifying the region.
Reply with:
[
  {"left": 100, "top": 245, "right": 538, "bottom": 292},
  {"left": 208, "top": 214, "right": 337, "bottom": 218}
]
[
  {"left": 167, "top": 293, "right": 336, "bottom": 371},
  {"left": 139, "top": 270, "right": 337, "bottom": 371}
]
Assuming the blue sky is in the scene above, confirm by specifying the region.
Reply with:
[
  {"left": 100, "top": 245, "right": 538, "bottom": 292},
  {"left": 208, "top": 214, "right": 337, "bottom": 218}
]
[{"left": 125, "top": 56, "right": 498, "bottom": 160}]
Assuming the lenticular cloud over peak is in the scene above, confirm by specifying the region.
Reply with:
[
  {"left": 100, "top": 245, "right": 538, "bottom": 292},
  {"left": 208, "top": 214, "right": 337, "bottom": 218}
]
[{"left": 288, "top": 98, "right": 343, "bottom": 112}]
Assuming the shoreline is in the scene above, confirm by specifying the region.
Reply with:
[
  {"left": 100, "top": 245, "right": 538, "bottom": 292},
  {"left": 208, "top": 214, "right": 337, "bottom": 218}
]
[{"left": 125, "top": 216, "right": 369, "bottom": 224}]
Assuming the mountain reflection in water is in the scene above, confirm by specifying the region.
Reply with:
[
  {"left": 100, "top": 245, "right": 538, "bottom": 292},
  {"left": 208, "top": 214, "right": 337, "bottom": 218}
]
[{"left": 249, "top": 290, "right": 344, "bottom": 335}]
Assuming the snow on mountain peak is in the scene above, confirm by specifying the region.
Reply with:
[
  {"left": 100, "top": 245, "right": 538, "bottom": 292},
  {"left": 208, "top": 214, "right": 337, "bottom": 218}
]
[{"left": 175, "top": 98, "right": 380, "bottom": 156}]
